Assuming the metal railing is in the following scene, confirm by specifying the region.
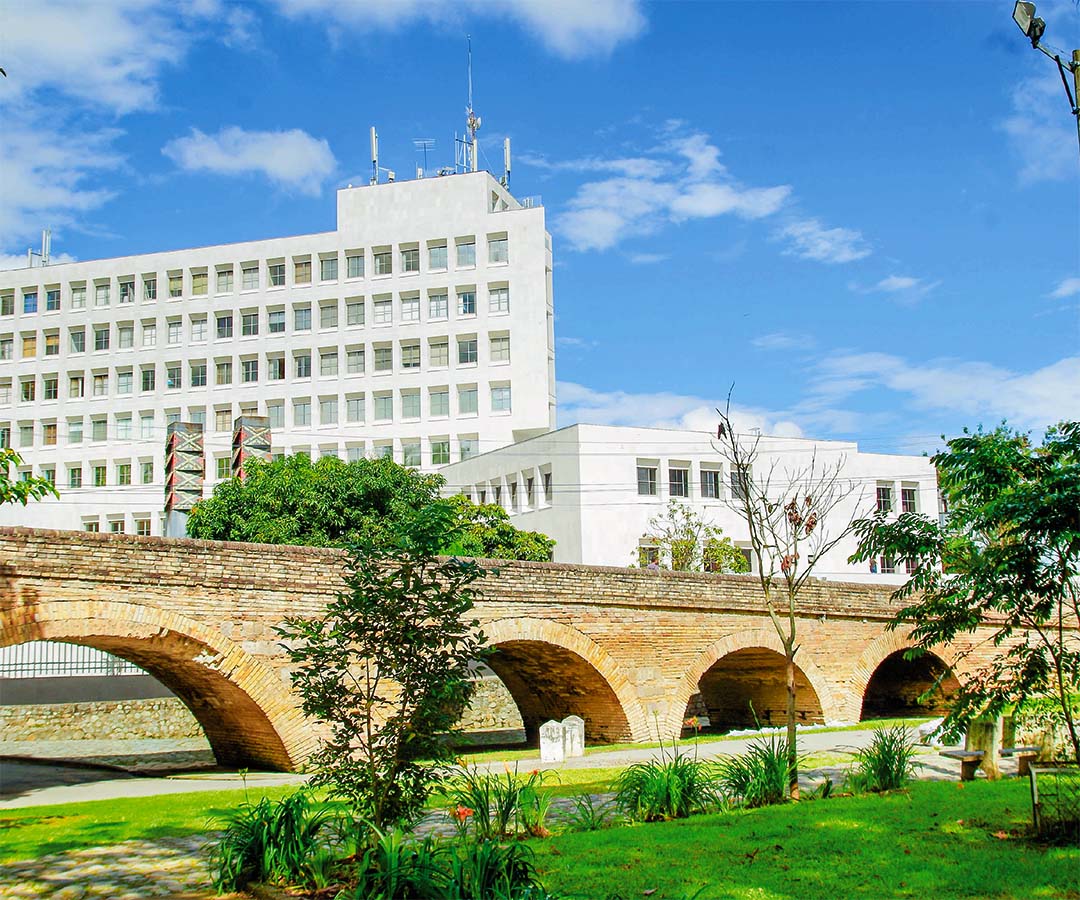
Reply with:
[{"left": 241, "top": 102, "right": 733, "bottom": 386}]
[{"left": 0, "top": 641, "right": 145, "bottom": 679}]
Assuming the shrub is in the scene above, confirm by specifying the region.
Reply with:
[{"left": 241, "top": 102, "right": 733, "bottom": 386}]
[
  {"left": 561, "top": 792, "right": 618, "bottom": 832},
  {"left": 614, "top": 742, "right": 721, "bottom": 821},
  {"left": 208, "top": 790, "right": 331, "bottom": 893},
  {"left": 445, "top": 840, "right": 544, "bottom": 899},
  {"left": 717, "top": 734, "right": 795, "bottom": 808},
  {"left": 849, "top": 724, "right": 918, "bottom": 793},
  {"left": 448, "top": 765, "right": 556, "bottom": 840}
]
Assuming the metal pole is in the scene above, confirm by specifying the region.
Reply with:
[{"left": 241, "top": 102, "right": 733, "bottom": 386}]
[{"left": 1073, "top": 50, "right": 1080, "bottom": 159}]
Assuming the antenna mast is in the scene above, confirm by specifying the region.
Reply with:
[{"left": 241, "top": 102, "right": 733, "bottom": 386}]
[{"left": 465, "top": 35, "right": 481, "bottom": 172}]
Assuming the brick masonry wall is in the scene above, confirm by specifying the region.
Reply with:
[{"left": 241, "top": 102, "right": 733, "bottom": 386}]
[{"left": 0, "top": 527, "right": 1056, "bottom": 772}]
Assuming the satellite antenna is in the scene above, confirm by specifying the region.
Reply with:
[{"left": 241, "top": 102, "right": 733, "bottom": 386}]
[
  {"left": 413, "top": 138, "right": 435, "bottom": 178},
  {"left": 370, "top": 126, "right": 379, "bottom": 185},
  {"left": 465, "top": 35, "right": 481, "bottom": 172}
]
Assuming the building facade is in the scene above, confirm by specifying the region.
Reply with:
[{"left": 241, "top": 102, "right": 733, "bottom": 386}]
[
  {"left": 0, "top": 172, "right": 556, "bottom": 535},
  {"left": 439, "top": 423, "right": 939, "bottom": 584}
]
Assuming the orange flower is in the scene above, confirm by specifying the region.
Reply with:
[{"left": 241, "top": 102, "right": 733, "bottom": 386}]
[{"left": 450, "top": 805, "right": 474, "bottom": 823}]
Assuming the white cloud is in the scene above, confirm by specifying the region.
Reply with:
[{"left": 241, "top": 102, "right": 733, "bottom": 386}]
[
  {"left": 627, "top": 252, "right": 668, "bottom": 265},
  {"left": 556, "top": 336, "right": 599, "bottom": 349},
  {"left": 162, "top": 127, "right": 337, "bottom": 195},
  {"left": 776, "top": 218, "right": 871, "bottom": 264},
  {"left": 1001, "top": 58, "right": 1078, "bottom": 184},
  {"left": 271, "top": 0, "right": 646, "bottom": 59},
  {"left": 751, "top": 332, "right": 810, "bottom": 351},
  {"left": 0, "top": 253, "right": 77, "bottom": 272},
  {"left": 1050, "top": 276, "right": 1080, "bottom": 299},
  {"left": 849, "top": 274, "right": 941, "bottom": 301},
  {"left": 557, "top": 381, "right": 805, "bottom": 437}
]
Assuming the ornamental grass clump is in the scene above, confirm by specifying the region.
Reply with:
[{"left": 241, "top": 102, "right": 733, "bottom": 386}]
[
  {"left": 849, "top": 724, "right": 919, "bottom": 793},
  {"left": 614, "top": 741, "right": 722, "bottom": 822},
  {"left": 717, "top": 733, "right": 796, "bottom": 809},
  {"left": 448, "top": 764, "right": 556, "bottom": 840}
]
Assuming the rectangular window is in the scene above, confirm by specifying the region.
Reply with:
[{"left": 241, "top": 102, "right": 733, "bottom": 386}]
[
  {"left": 190, "top": 363, "right": 207, "bottom": 387},
  {"left": 430, "top": 389, "right": 449, "bottom": 417},
  {"left": 241, "top": 264, "right": 259, "bottom": 290},
  {"left": 94, "top": 283, "right": 110, "bottom": 307},
  {"left": 20, "top": 378, "right": 35, "bottom": 402},
  {"left": 140, "top": 415, "right": 154, "bottom": 439},
  {"left": 320, "top": 397, "right": 338, "bottom": 424},
  {"left": 879, "top": 555, "right": 896, "bottom": 575},
  {"left": 374, "top": 393, "right": 393, "bottom": 421},
  {"left": 242, "top": 313, "right": 259, "bottom": 336},
  {"left": 401, "top": 343, "right": 420, "bottom": 369},
  {"left": 373, "top": 250, "right": 392, "bottom": 275},
  {"left": 457, "top": 337, "right": 477, "bottom": 365},
  {"left": 488, "top": 237, "right": 509, "bottom": 264},
  {"left": 116, "top": 371, "right": 133, "bottom": 394},
  {"left": 119, "top": 279, "right": 135, "bottom": 304},
  {"left": 430, "top": 340, "right": 449, "bottom": 367},
  {"left": 70, "top": 329, "right": 85, "bottom": 353},
  {"left": 346, "top": 396, "right": 365, "bottom": 423},
  {"left": 730, "top": 467, "right": 751, "bottom": 501},
  {"left": 22, "top": 334, "right": 36, "bottom": 358},
  {"left": 45, "top": 332, "right": 60, "bottom": 356},
  {"left": 401, "top": 390, "right": 421, "bottom": 419},
  {"left": 19, "top": 424, "right": 33, "bottom": 446},
  {"left": 373, "top": 298, "right": 392, "bottom": 325},
  {"left": 94, "top": 327, "right": 109, "bottom": 351},
  {"left": 216, "top": 314, "right": 233, "bottom": 339},
  {"left": 167, "top": 320, "right": 182, "bottom": 345},
  {"left": 191, "top": 271, "right": 208, "bottom": 295},
  {"left": 0, "top": 338, "right": 10, "bottom": 360},
  {"left": 669, "top": 467, "right": 689, "bottom": 497},
  {"left": 190, "top": 318, "right": 206, "bottom": 342},
  {"left": 400, "top": 296, "right": 420, "bottom": 322},
  {"left": 320, "top": 303, "right": 338, "bottom": 329},
  {"left": 117, "top": 325, "right": 134, "bottom": 348},
  {"left": 346, "top": 253, "right": 364, "bottom": 278},
  {"left": 268, "top": 309, "right": 285, "bottom": 333},
  {"left": 46, "top": 289, "right": 61, "bottom": 311},
  {"left": 92, "top": 373, "right": 108, "bottom": 397},
  {"left": 69, "top": 375, "right": 84, "bottom": 398},
  {"left": 402, "top": 442, "right": 421, "bottom": 467},
  {"left": 142, "top": 323, "right": 156, "bottom": 347},
  {"left": 374, "top": 346, "right": 393, "bottom": 372},
  {"left": 84, "top": 520, "right": 100, "bottom": 532},
  {"left": 295, "top": 354, "right": 312, "bottom": 378},
  {"left": 216, "top": 456, "right": 231, "bottom": 480},
  {"left": 168, "top": 273, "right": 183, "bottom": 297},
  {"left": 320, "top": 351, "right": 338, "bottom": 376},
  {"left": 269, "top": 263, "right": 286, "bottom": 287},
  {"left": 117, "top": 463, "right": 132, "bottom": 486},
  {"left": 69, "top": 466, "right": 83, "bottom": 488},
  {"left": 701, "top": 469, "right": 721, "bottom": 499},
  {"left": 346, "top": 300, "right": 364, "bottom": 326},
  {"left": 43, "top": 423, "right": 57, "bottom": 445},
  {"left": 268, "top": 356, "right": 285, "bottom": 380},
  {"left": 136, "top": 517, "right": 152, "bottom": 535},
  {"left": 428, "top": 291, "right": 448, "bottom": 319},
  {"left": 901, "top": 486, "right": 918, "bottom": 514},
  {"left": 489, "top": 286, "right": 510, "bottom": 314},
  {"left": 241, "top": 359, "right": 258, "bottom": 383},
  {"left": 43, "top": 376, "right": 58, "bottom": 399},
  {"left": 431, "top": 440, "right": 450, "bottom": 465},
  {"left": 458, "top": 386, "right": 478, "bottom": 415},
  {"left": 267, "top": 402, "right": 284, "bottom": 428},
  {"left": 69, "top": 419, "right": 84, "bottom": 444},
  {"left": 346, "top": 348, "right": 365, "bottom": 374},
  {"left": 876, "top": 484, "right": 893, "bottom": 514},
  {"left": 637, "top": 465, "right": 658, "bottom": 496},
  {"left": 22, "top": 292, "right": 38, "bottom": 314},
  {"left": 216, "top": 268, "right": 234, "bottom": 293},
  {"left": 401, "top": 247, "right": 420, "bottom": 273},
  {"left": 293, "top": 399, "right": 311, "bottom": 426},
  {"left": 456, "top": 239, "right": 476, "bottom": 267},
  {"left": 141, "top": 366, "right": 156, "bottom": 392},
  {"left": 216, "top": 360, "right": 232, "bottom": 385},
  {"left": 70, "top": 286, "right": 86, "bottom": 310},
  {"left": 143, "top": 277, "right": 157, "bottom": 301},
  {"left": 458, "top": 290, "right": 476, "bottom": 316},
  {"left": 461, "top": 437, "right": 478, "bottom": 461},
  {"left": 490, "top": 385, "right": 511, "bottom": 412},
  {"left": 92, "top": 418, "right": 107, "bottom": 441},
  {"left": 490, "top": 334, "right": 510, "bottom": 362},
  {"left": 215, "top": 408, "right": 232, "bottom": 431},
  {"left": 166, "top": 365, "right": 181, "bottom": 389},
  {"left": 429, "top": 243, "right": 447, "bottom": 271},
  {"left": 294, "top": 259, "right": 311, "bottom": 284},
  {"left": 294, "top": 307, "right": 312, "bottom": 331}
]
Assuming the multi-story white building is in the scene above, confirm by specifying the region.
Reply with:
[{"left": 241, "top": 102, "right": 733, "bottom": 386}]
[
  {"left": 439, "top": 423, "right": 939, "bottom": 584},
  {"left": 0, "top": 172, "right": 556, "bottom": 535}
]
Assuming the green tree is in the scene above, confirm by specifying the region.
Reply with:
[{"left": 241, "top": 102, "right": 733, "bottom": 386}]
[
  {"left": 637, "top": 499, "right": 748, "bottom": 573},
  {"left": 850, "top": 422, "right": 1080, "bottom": 767},
  {"left": 444, "top": 495, "right": 555, "bottom": 562},
  {"left": 276, "top": 503, "right": 491, "bottom": 829},
  {"left": 0, "top": 448, "right": 59, "bottom": 506}
]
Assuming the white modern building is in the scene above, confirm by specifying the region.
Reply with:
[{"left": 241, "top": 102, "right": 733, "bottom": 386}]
[
  {"left": 439, "top": 423, "right": 939, "bottom": 584},
  {"left": 0, "top": 172, "right": 556, "bottom": 535}
]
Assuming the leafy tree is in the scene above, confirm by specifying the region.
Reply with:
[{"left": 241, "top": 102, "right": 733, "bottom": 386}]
[
  {"left": 277, "top": 503, "right": 491, "bottom": 830},
  {"left": 637, "top": 499, "right": 748, "bottom": 573},
  {"left": 850, "top": 422, "right": 1080, "bottom": 767},
  {"left": 0, "top": 448, "right": 59, "bottom": 506},
  {"left": 443, "top": 494, "right": 555, "bottom": 562},
  {"left": 715, "top": 402, "right": 863, "bottom": 798}
]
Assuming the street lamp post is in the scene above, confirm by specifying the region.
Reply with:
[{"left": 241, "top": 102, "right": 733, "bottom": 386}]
[{"left": 1012, "top": 1, "right": 1080, "bottom": 158}]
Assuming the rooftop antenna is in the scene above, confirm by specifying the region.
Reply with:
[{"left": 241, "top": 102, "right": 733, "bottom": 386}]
[
  {"left": 502, "top": 137, "right": 511, "bottom": 189},
  {"left": 465, "top": 35, "right": 481, "bottom": 172},
  {"left": 370, "top": 126, "right": 379, "bottom": 185},
  {"left": 413, "top": 138, "right": 435, "bottom": 178},
  {"left": 27, "top": 228, "right": 51, "bottom": 268}
]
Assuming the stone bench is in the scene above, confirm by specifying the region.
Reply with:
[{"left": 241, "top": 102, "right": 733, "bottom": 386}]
[
  {"left": 1001, "top": 746, "right": 1041, "bottom": 777},
  {"left": 941, "top": 748, "right": 984, "bottom": 781}
]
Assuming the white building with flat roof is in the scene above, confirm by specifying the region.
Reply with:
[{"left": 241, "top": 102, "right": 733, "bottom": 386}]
[
  {"left": 439, "top": 423, "right": 939, "bottom": 584},
  {"left": 0, "top": 172, "right": 556, "bottom": 535}
]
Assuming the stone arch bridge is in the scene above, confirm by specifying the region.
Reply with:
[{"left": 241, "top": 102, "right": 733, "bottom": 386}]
[{"left": 1, "top": 527, "right": 993, "bottom": 771}]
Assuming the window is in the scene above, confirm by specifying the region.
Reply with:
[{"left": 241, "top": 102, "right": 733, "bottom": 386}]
[
  {"left": 373, "top": 345, "right": 393, "bottom": 372},
  {"left": 402, "top": 442, "right": 421, "bottom": 467},
  {"left": 489, "top": 286, "right": 509, "bottom": 314},
  {"left": 876, "top": 484, "right": 893, "bottom": 514},
  {"left": 92, "top": 373, "right": 108, "bottom": 396},
  {"left": 879, "top": 555, "right": 896, "bottom": 575},
  {"left": 22, "top": 334, "right": 36, "bottom": 358},
  {"left": 70, "top": 420, "right": 84, "bottom": 444},
  {"left": 429, "top": 242, "right": 447, "bottom": 271},
  {"left": 92, "top": 418, "right": 107, "bottom": 441},
  {"left": 320, "top": 397, "right": 338, "bottom": 424},
  {"left": 400, "top": 295, "right": 420, "bottom": 322},
  {"left": 168, "top": 273, "right": 183, "bottom": 297},
  {"left": 490, "top": 385, "right": 511, "bottom": 412},
  {"left": 268, "top": 356, "right": 285, "bottom": 380},
  {"left": 69, "top": 466, "right": 83, "bottom": 488},
  {"left": 216, "top": 360, "right": 232, "bottom": 385},
  {"left": 488, "top": 236, "right": 508, "bottom": 264},
  {"left": 84, "top": 520, "right": 100, "bottom": 532},
  {"left": 458, "top": 290, "right": 476, "bottom": 316},
  {"left": 669, "top": 467, "right": 689, "bottom": 497},
  {"left": 238, "top": 264, "right": 258, "bottom": 291},
  {"left": 373, "top": 249, "right": 392, "bottom": 275},
  {"left": 241, "top": 359, "right": 258, "bottom": 383},
  {"left": 166, "top": 365, "right": 181, "bottom": 389},
  {"left": 490, "top": 334, "right": 510, "bottom": 362},
  {"left": 142, "top": 323, "right": 156, "bottom": 347},
  {"left": 431, "top": 440, "right": 450, "bottom": 465},
  {"left": 95, "top": 283, "right": 111, "bottom": 307},
  {"left": 346, "top": 300, "right": 364, "bottom": 326},
  {"left": 428, "top": 291, "right": 448, "bottom": 319},
  {"left": 190, "top": 363, "right": 207, "bottom": 387},
  {"left": 320, "top": 303, "right": 338, "bottom": 329},
  {"left": 23, "top": 292, "right": 38, "bottom": 314},
  {"left": 216, "top": 268, "right": 234, "bottom": 293},
  {"left": 461, "top": 436, "right": 478, "bottom": 460},
  {"left": 19, "top": 376, "right": 36, "bottom": 402},
  {"left": 119, "top": 279, "right": 135, "bottom": 304},
  {"left": 458, "top": 386, "right": 478, "bottom": 415},
  {"left": 46, "top": 289, "right": 61, "bottom": 311},
  {"left": 42, "top": 375, "right": 58, "bottom": 400},
  {"left": 215, "top": 408, "right": 232, "bottom": 432},
  {"left": 346, "top": 348, "right": 365, "bottom": 374},
  {"left": 269, "top": 262, "right": 286, "bottom": 287},
  {"left": 294, "top": 306, "right": 312, "bottom": 331},
  {"left": 70, "top": 329, "right": 85, "bottom": 353},
  {"left": 239, "top": 312, "right": 258, "bottom": 337},
  {"left": 140, "top": 415, "right": 154, "bottom": 439},
  {"left": 141, "top": 366, "right": 156, "bottom": 392},
  {"left": 401, "top": 342, "right": 420, "bottom": 369},
  {"left": 144, "top": 277, "right": 157, "bottom": 301},
  {"left": 69, "top": 375, "right": 84, "bottom": 398},
  {"left": 293, "top": 399, "right": 311, "bottom": 426},
  {"left": 701, "top": 469, "right": 721, "bottom": 499},
  {"left": 191, "top": 271, "right": 208, "bottom": 295},
  {"left": 456, "top": 238, "right": 476, "bottom": 267},
  {"left": 346, "top": 253, "right": 364, "bottom": 278},
  {"left": 216, "top": 456, "right": 231, "bottom": 480},
  {"left": 346, "top": 396, "right": 365, "bottom": 423},
  {"left": 638, "top": 544, "right": 660, "bottom": 566},
  {"left": 637, "top": 465, "right": 658, "bottom": 496},
  {"left": 0, "top": 338, "right": 11, "bottom": 360},
  {"left": 901, "top": 485, "right": 918, "bottom": 514},
  {"left": 294, "top": 259, "right": 311, "bottom": 284},
  {"left": 190, "top": 318, "right": 206, "bottom": 342},
  {"left": 320, "top": 351, "right": 338, "bottom": 376},
  {"left": 117, "top": 463, "right": 132, "bottom": 486},
  {"left": 92, "top": 326, "right": 108, "bottom": 351},
  {"left": 401, "top": 390, "right": 420, "bottom": 419},
  {"left": 19, "top": 423, "right": 33, "bottom": 446},
  {"left": 117, "top": 325, "right": 134, "bottom": 349},
  {"left": 45, "top": 332, "right": 60, "bottom": 356},
  {"left": 167, "top": 320, "right": 182, "bottom": 345},
  {"left": 70, "top": 286, "right": 86, "bottom": 310},
  {"left": 116, "top": 371, "right": 133, "bottom": 394},
  {"left": 430, "top": 388, "right": 449, "bottom": 417},
  {"left": 268, "top": 309, "right": 285, "bottom": 333},
  {"left": 136, "top": 517, "right": 152, "bottom": 536},
  {"left": 216, "top": 314, "right": 233, "bottom": 339},
  {"left": 43, "top": 423, "right": 57, "bottom": 445},
  {"left": 430, "top": 340, "right": 449, "bottom": 368},
  {"left": 730, "top": 467, "right": 751, "bottom": 501},
  {"left": 373, "top": 298, "right": 392, "bottom": 325},
  {"left": 295, "top": 354, "right": 312, "bottom": 378},
  {"left": 267, "top": 402, "right": 284, "bottom": 429},
  {"left": 401, "top": 247, "right": 420, "bottom": 273},
  {"left": 374, "top": 393, "right": 393, "bottom": 421},
  {"left": 457, "top": 337, "right": 478, "bottom": 365}
]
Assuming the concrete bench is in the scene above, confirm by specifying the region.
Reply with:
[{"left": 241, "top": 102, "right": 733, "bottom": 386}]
[
  {"left": 941, "top": 748, "right": 984, "bottom": 781},
  {"left": 1001, "top": 746, "right": 1040, "bottom": 777}
]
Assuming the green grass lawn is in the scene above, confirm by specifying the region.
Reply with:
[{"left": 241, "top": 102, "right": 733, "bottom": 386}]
[{"left": 534, "top": 779, "right": 1080, "bottom": 900}]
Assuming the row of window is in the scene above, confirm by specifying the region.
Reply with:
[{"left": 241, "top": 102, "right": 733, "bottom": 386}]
[
  {"left": 1, "top": 288, "right": 513, "bottom": 361},
  {"left": 80, "top": 517, "right": 155, "bottom": 535},
  {"left": 2, "top": 237, "right": 511, "bottom": 316},
  {"left": 4, "top": 336, "right": 511, "bottom": 404},
  {"left": 460, "top": 469, "right": 554, "bottom": 513},
  {"left": 635, "top": 460, "right": 739, "bottom": 500},
  {"left": 875, "top": 482, "right": 919, "bottom": 514}
]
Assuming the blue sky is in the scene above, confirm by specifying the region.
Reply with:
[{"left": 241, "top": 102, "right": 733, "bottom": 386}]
[{"left": 2, "top": 0, "right": 1077, "bottom": 455}]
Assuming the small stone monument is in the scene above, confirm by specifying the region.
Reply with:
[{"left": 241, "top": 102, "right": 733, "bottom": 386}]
[
  {"left": 539, "top": 720, "right": 566, "bottom": 763},
  {"left": 562, "top": 715, "right": 585, "bottom": 758}
]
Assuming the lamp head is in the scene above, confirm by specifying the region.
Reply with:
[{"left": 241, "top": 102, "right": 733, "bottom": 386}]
[{"left": 1012, "top": 1, "right": 1046, "bottom": 47}]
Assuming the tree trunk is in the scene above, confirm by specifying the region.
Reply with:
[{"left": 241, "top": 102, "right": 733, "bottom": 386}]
[{"left": 786, "top": 652, "right": 799, "bottom": 800}]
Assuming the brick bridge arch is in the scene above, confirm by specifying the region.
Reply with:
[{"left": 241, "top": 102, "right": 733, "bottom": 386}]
[
  {"left": 0, "top": 599, "right": 315, "bottom": 769},
  {"left": 853, "top": 630, "right": 961, "bottom": 720},
  {"left": 481, "top": 617, "right": 650, "bottom": 743}
]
